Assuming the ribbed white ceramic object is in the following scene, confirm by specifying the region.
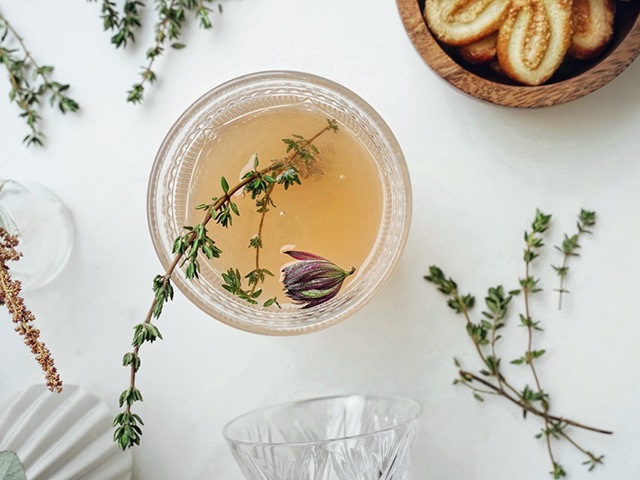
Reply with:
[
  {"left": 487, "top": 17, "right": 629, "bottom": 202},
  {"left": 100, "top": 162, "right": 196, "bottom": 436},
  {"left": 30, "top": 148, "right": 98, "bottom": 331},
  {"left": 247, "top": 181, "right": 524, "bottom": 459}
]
[{"left": 0, "top": 385, "right": 132, "bottom": 480}]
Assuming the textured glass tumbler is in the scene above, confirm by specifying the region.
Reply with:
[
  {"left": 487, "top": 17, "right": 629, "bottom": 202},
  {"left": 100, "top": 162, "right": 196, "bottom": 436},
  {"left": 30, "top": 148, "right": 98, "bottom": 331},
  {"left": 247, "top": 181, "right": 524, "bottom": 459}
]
[
  {"left": 148, "top": 71, "right": 412, "bottom": 335},
  {"left": 0, "top": 180, "right": 74, "bottom": 290},
  {"left": 223, "top": 395, "right": 422, "bottom": 480}
]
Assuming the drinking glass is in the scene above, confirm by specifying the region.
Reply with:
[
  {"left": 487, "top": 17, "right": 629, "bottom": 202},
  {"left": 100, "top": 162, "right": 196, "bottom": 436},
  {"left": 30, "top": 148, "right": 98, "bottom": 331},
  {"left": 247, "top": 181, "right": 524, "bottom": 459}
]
[
  {"left": 147, "top": 71, "right": 412, "bottom": 334},
  {"left": 223, "top": 395, "right": 423, "bottom": 480},
  {"left": 0, "top": 179, "right": 74, "bottom": 290}
]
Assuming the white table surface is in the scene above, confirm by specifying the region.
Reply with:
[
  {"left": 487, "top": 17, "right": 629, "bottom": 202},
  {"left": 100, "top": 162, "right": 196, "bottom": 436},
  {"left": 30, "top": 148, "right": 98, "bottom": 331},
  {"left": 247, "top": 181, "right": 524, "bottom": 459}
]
[{"left": 2, "top": 1, "right": 639, "bottom": 479}]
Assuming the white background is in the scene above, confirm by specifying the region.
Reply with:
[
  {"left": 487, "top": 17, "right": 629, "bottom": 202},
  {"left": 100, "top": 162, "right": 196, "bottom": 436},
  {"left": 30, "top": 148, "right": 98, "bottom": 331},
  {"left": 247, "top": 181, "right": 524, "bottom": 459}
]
[{"left": 1, "top": 1, "right": 639, "bottom": 479}]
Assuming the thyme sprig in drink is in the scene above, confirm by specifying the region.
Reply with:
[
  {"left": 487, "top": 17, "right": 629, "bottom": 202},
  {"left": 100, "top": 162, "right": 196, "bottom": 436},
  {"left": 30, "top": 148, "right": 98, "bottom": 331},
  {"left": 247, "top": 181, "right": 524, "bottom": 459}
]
[
  {"left": 186, "top": 106, "right": 383, "bottom": 304},
  {"left": 115, "top": 118, "right": 343, "bottom": 450}
]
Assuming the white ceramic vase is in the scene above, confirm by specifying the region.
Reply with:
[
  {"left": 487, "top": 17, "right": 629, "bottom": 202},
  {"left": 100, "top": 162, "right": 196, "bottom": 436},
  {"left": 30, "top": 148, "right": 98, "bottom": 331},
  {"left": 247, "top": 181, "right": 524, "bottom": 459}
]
[{"left": 0, "top": 385, "right": 132, "bottom": 480}]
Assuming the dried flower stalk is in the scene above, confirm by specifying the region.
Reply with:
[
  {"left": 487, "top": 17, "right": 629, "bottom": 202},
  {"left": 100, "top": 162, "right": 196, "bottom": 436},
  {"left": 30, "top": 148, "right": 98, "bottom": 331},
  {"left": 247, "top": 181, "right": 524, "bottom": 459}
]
[{"left": 0, "top": 227, "right": 62, "bottom": 392}]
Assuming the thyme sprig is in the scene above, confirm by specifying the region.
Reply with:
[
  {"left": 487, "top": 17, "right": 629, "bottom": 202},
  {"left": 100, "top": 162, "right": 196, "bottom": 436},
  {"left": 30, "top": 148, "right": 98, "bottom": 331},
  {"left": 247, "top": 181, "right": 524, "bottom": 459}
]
[
  {"left": 246, "top": 181, "right": 275, "bottom": 296},
  {"left": 553, "top": 209, "right": 596, "bottom": 310},
  {"left": 0, "top": 12, "right": 79, "bottom": 146},
  {"left": 241, "top": 154, "right": 277, "bottom": 302},
  {"left": 91, "top": 0, "right": 222, "bottom": 103},
  {"left": 512, "top": 210, "right": 558, "bottom": 475},
  {"left": 425, "top": 208, "right": 610, "bottom": 479},
  {"left": 114, "top": 119, "right": 339, "bottom": 450}
]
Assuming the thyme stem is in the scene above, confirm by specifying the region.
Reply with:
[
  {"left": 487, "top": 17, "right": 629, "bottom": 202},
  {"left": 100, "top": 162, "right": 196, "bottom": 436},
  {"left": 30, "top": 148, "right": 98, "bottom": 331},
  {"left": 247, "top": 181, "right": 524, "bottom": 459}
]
[
  {"left": 92, "top": 0, "right": 221, "bottom": 102},
  {"left": 559, "top": 430, "right": 605, "bottom": 468},
  {"left": 127, "top": 0, "right": 178, "bottom": 103},
  {"left": 3, "top": 17, "right": 47, "bottom": 86},
  {"left": 248, "top": 183, "right": 275, "bottom": 296},
  {"left": 522, "top": 230, "right": 556, "bottom": 473},
  {"left": 114, "top": 120, "right": 337, "bottom": 449},
  {"left": 0, "top": 12, "right": 79, "bottom": 145},
  {"left": 459, "top": 371, "right": 612, "bottom": 435},
  {"left": 454, "top": 292, "right": 521, "bottom": 400},
  {"left": 553, "top": 210, "right": 596, "bottom": 310}
]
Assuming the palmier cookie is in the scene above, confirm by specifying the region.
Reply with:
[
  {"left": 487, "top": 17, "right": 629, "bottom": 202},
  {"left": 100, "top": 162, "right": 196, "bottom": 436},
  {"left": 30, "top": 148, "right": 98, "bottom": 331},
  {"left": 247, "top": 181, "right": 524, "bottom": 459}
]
[
  {"left": 424, "top": 0, "right": 511, "bottom": 47},
  {"left": 458, "top": 33, "right": 498, "bottom": 64},
  {"left": 497, "top": 0, "right": 572, "bottom": 85},
  {"left": 569, "top": 0, "right": 616, "bottom": 60}
]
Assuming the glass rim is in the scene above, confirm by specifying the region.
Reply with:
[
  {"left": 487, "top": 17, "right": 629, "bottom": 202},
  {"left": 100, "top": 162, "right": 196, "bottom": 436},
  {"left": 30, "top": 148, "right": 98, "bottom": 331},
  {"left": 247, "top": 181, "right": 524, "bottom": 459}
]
[
  {"left": 221, "top": 394, "right": 423, "bottom": 448},
  {"left": 147, "top": 70, "right": 412, "bottom": 335}
]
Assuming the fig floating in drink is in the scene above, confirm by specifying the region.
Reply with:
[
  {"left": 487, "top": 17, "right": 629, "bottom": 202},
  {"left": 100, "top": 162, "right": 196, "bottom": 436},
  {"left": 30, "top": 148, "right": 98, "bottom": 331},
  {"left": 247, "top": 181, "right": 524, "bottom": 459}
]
[{"left": 280, "top": 247, "right": 355, "bottom": 309}]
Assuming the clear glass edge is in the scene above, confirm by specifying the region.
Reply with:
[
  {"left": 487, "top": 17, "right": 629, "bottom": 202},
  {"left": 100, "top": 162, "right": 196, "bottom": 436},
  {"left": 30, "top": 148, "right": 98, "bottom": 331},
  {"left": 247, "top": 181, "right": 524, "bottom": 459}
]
[{"left": 221, "top": 394, "right": 424, "bottom": 448}]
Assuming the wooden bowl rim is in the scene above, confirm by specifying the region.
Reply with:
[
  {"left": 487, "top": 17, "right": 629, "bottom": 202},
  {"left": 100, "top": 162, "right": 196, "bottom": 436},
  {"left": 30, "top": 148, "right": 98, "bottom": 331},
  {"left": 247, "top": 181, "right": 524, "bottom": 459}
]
[{"left": 397, "top": 0, "right": 640, "bottom": 108}]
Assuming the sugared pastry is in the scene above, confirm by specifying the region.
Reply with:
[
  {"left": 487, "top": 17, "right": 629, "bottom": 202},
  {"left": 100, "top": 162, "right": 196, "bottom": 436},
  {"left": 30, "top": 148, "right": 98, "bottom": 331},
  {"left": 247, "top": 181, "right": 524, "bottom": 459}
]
[
  {"left": 424, "top": 0, "right": 511, "bottom": 46},
  {"left": 497, "top": 0, "right": 572, "bottom": 85}
]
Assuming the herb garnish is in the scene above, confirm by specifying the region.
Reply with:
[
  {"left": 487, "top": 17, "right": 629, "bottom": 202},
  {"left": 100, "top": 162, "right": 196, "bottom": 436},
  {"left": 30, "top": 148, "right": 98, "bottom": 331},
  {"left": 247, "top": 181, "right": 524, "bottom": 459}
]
[
  {"left": 91, "top": 0, "right": 222, "bottom": 103},
  {"left": 0, "top": 12, "right": 79, "bottom": 146},
  {"left": 113, "top": 119, "right": 340, "bottom": 450},
  {"left": 2, "top": 0, "right": 223, "bottom": 146},
  {"left": 553, "top": 209, "right": 596, "bottom": 310},
  {"left": 425, "top": 209, "right": 609, "bottom": 479}
]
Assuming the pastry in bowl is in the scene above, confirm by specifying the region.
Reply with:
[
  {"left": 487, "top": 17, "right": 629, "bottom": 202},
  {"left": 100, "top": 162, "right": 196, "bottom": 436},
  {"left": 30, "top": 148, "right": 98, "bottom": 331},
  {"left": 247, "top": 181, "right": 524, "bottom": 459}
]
[
  {"left": 423, "top": 0, "right": 621, "bottom": 86},
  {"left": 424, "top": 0, "right": 511, "bottom": 46},
  {"left": 497, "top": 0, "right": 573, "bottom": 85},
  {"left": 458, "top": 32, "right": 498, "bottom": 64},
  {"left": 569, "top": 0, "right": 616, "bottom": 60}
]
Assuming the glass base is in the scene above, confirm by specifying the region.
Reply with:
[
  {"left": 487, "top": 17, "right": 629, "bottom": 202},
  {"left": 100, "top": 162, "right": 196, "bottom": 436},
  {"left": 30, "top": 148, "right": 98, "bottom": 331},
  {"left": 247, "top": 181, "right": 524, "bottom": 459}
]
[{"left": 0, "top": 180, "right": 74, "bottom": 290}]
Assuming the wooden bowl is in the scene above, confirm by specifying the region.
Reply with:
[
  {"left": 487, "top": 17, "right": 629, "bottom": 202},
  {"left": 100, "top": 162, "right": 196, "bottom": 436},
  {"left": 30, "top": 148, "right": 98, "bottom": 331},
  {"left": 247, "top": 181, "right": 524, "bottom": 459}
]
[{"left": 397, "top": 0, "right": 640, "bottom": 107}]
